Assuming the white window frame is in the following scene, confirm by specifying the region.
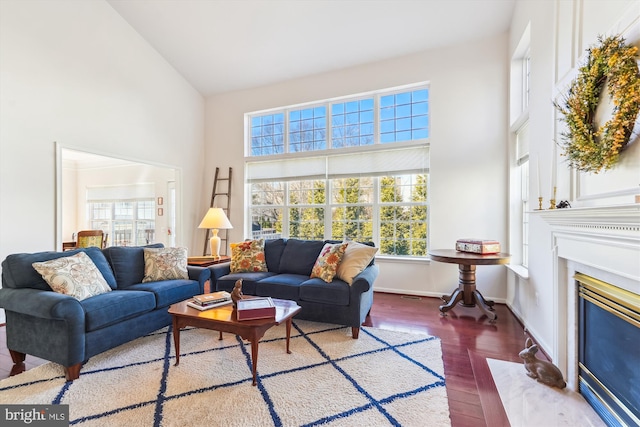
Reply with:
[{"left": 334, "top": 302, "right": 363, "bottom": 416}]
[
  {"left": 245, "top": 83, "right": 430, "bottom": 257},
  {"left": 88, "top": 199, "right": 156, "bottom": 247},
  {"left": 509, "top": 24, "right": 531, "bottom": 273}
]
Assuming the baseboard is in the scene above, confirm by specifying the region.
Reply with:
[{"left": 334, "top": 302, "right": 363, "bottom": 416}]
[{"left": 373, "top": 287, "right": 508, "bottom": 304}]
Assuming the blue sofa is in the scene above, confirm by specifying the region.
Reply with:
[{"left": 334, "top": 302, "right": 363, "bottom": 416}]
[
  {"left": 210, "top": 239, "right": 379, "bottom": 338},
  {"left": 0, "top": 244, "right": 210, "bottom": 381}
]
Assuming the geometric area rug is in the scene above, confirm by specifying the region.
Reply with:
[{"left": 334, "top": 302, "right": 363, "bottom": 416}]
[{"left": 0, "top": 320, "right": 450, "bottom": 426}]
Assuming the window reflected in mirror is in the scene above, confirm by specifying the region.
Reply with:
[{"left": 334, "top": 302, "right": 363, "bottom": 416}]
[{"left": 59, "top": 147, "right": 179, "bottom": 250}]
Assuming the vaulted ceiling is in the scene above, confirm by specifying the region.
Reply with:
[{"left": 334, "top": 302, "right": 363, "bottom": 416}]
[{"left": 107, "top": 0, "right": 516, "bottom": 96}]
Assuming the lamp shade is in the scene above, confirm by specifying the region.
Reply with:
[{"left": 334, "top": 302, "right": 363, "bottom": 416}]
[{"left": 198, "top": 208, "right": 233, "bottom": 230}]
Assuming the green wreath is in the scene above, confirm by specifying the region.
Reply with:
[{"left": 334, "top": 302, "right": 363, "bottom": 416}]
[{"left": 555, "top": 35, "right": 640, "bottom": 173}]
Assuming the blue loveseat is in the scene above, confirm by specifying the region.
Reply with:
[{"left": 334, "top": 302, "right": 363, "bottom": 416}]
[
  {"left": 210, "top": 238, "right": 379, "bottom": 338},
  {"left": 0, "top": 244, "right": 210, "bottom": 381}
]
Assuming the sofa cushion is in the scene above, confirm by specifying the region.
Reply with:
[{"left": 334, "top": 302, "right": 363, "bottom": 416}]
[
  {"left": 336, "top": 241, "right": 379, "bottom": 285},
  {"left": 299, "top": 277, "right": 350, "bottom": 306},
  {"left": 103, "top": 244, "right": 163, "bottom": 288},
  {"left": 255, "top": 274, "right": 307, "bottom": 300},
  {"left": 80, "top": 290, "right": 156, "bottom": 331},
  {"left": 125, "top": 279, "right": 200, "bottom": 308},
  {"left": 278, "top": 240, "right": 325, "bottom": 276},
  {"left": 230, "top": 239, "right": 267, "bottom": 273},
  {"left": 32, "top": 252, "right": 112, "bottom": 301},
  {"left": 310, "top": 242, "right": 348, "bottom": 283},
  {"left": 1, "top": 247, "right": 117, "bottom": 291},
  {"left": 264, "top": 239, "right": 286, "bottom": 273},
  {"left": 142, "top": 247, "right": 189, "bottom": 282},
  {"left": 217, "top": 272, "right": 276, "bottom": 295}
]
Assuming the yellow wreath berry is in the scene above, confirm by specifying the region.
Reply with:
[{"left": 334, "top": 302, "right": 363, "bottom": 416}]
[{"left": 555, "top": 35, "right": 640, "bottom": 173}]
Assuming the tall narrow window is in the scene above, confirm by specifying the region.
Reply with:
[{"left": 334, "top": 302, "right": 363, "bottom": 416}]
[
  {"left": 522, "top": 50, "right": 531, "bottom": 111},
  {"left": 516, "top": 122, "right": 530, "bottom": 267},
  {"left": 509, "top": 24, "right": 531, "bottom": 270}
]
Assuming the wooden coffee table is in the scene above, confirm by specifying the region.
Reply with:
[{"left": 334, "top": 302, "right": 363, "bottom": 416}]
[{"left": 168, "top": 298, "right": 301, "bottom": 386}]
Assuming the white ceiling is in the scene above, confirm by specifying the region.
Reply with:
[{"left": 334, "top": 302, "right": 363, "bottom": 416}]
[{"left": 107, "top": 0, "right": 516, "bottom": 97}]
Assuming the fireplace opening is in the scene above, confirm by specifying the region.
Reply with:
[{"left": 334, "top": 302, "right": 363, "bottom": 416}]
[{"left": 577, "top": 273, "right": 640, "bottom": 427}]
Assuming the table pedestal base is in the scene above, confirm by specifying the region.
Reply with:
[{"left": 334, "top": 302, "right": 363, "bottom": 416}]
[{"left": 439, "top": 264, "right": 497, "bottom": 321}]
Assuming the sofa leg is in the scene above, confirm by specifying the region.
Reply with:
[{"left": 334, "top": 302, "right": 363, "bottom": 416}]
[
  {"left": 9, "top": 349, "right": 25, "bottom": 364},
  {"left": 351, "top": 326, "right": 360, "bottom": 339},
  {"left": 8, "top": 350, "right": 26, "bottom": 376},
  {"left": 64, "top": 363, "right": 81, "bottom": 381}
]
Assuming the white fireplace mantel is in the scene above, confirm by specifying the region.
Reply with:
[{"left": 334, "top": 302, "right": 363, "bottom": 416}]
[
  {"left": 537, "top": 204, "right": 640, "bottom": 232},
  {"left": 536, "top": 203, "right": 640, "bottom": 390}
]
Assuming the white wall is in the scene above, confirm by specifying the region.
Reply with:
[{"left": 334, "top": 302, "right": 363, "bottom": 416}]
[
  {"left": 0, "top": 0, "right": 207, "bottom": 321},
  {"left": 507, "top": 0, "right": 639, "bottom": 355},
  {"left": 0, "top": 0, "right": 206, "bottom": 256},
  {"left": 205, "top": 33, "right": 510, "bottom": 298}
]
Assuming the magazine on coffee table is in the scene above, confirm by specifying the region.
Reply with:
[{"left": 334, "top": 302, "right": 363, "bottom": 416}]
[{"left": 236, "top": 297, "right": 276, "bottom": 320}]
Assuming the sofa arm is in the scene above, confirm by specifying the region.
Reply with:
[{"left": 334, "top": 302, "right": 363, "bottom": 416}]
[
  {"left": 208, "top": 262, "right": 231, "bottom": 290},
  {"left": 0, "top": 287, "right": 84, "bottom": 322},
  {"left": 350, "top": 264, "right": 379, "bottom": 295},
  {"left": 0, "top": 287, "right": 86, "bottom": 370},
  {"left": 187, "top": 266, "right": 212, "bottom": 293}
]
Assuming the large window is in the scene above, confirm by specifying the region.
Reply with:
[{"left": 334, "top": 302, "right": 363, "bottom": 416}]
[{"left": 246, "top": 84, "right": 429, "bottom": 257}]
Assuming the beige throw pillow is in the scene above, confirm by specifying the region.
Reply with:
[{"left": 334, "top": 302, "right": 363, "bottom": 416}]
[
  {"left": 335, "top": 241, "right": 378, "bottom": 285},
  {"left": 142, "top": 247, "right": 189, "bottom": 282},
  {"left": 32, "top": 252, "right": 112, "bottom": 301}
]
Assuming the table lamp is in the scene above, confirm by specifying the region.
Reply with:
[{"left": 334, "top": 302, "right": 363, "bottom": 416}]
[{"left": 198, "top": 208, "right": 233, "bottom": 257}]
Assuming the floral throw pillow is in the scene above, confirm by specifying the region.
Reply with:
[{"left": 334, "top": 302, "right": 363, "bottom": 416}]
[
  {"left": 32, "top": 252, "right": 112, "bottom": 301},
  {"left": 230, "top": 239, "right": 267, "bottom": 273},
  {"left": 311, "top": 242, "right": 348, "bottom": 283},
  {"left": 142, "top": 247, "right": 189, "bottom": 282}
]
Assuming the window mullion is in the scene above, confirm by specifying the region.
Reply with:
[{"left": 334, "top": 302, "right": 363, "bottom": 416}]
[
  {"left": 326, "top": 102, "right": 332, "bottom": 150},
  {"left": 372, "top": 177, "right": 380, "bottom": 246},
  {"left": 282, "top": 182, "right": 290, "bottom": 236},
  {"left": 284, "top": 109, "right": 290, "bottom": 154},
  {"left": 324, "top": 178, "right": 332, "bottom": 239},
  {"left": 374, "top": 95, "right": 380, "bottom": 145}
]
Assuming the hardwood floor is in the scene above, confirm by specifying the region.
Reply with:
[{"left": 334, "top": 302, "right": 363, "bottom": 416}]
[
  {"left": 0, "top": 292, "right": 529, "bottom": 426},
  {"left": 364, "top": 292, "right": 529, "bottom": 427}
]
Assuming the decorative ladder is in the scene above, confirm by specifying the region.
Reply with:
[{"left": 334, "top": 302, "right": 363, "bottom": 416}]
[{"left": 202, "top": 167, "right": 232, "bottom": 256}]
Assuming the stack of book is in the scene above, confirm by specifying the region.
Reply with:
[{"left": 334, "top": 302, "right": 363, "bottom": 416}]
[{"left": 186, "top": 291, "right": 232, "bottom": 311}]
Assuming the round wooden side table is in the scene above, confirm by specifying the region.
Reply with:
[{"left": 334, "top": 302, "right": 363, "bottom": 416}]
[{"left": 428, "top": 249, "right": 511, "bottom": 321}]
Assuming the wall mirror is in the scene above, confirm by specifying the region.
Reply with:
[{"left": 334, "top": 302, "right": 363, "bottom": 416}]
[{"left": 56, "top": 145, "right": 181, "bottom": 251}]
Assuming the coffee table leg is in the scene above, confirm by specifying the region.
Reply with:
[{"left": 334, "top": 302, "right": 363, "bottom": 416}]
[
  {"left": 250, "top": 339, "right": 259, "bottom": 386},
  {"left": 285, "top": 318, "right": 293, "bottom": 354},
  {"left": 172, "top": 317, "right": 180, "bottom": 366}
]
